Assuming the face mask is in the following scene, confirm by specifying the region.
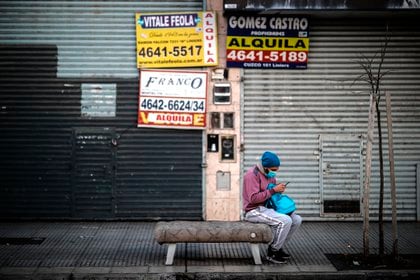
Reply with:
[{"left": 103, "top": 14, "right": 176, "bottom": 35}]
[{"left": 266, "top": 170, "right": 276, "bottom": 178}]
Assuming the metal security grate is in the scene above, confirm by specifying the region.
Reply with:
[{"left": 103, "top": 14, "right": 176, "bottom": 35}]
[{"left": 324, "top": 200, "right": 360, "bottom": 213}]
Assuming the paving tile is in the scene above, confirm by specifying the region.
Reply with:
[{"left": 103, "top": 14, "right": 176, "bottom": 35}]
[
  {"left": 148, "top": 265, "right": 185, "bottom": 273},
  {"left": 187, "top": 266, "right": 227, "bottom": 273},
  {"left": 110, "top": 266, "right": 149, "bottom": 273},
  {"left": 298, "top": 264, "right": 337, "bottom": 272},
  {"left": 0, "top": 221, "right": 419, "bottom": 279},
  {"left": 260, "top": 264, "right": 300, "bottom": 273},
  {"left": 0, "top": 267, "right": 37, "bottom": 274},
  {"left": 72, "top": 267, "right": 112, "bottom": 274},
  {"left": 35, "top": 267, "right": 74, "bottom": 274},
  {"left": 223, "top": 265, "right": 263, "bottom": 273}
]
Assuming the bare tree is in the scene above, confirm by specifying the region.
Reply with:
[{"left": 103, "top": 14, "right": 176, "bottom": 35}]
[{"left": 354, "top": 25, "right": 390, "bottom": 256}]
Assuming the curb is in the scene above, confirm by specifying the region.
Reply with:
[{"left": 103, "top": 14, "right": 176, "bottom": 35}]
[{"left": 1, "top": 270, "right": 420, "bottom": 280}]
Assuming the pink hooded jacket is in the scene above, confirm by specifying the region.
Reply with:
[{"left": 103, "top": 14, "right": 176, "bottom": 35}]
[{"left": 242, "top": 163, "right": 276, "bottom": 212}]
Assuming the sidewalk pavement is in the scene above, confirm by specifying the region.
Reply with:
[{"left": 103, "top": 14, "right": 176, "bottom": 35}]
[{"left": 0, "top": 221, "right": 419, "bottom": 279}]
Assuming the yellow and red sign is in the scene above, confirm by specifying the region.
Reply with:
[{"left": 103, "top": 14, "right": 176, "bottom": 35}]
[
  {"left": 138, "top": 70, "right": 208, "bottom": 129},
  {"left": 135, "top": 12, "right": 218, "bottom": 68},
  {"left": 226, "top": 15, "right": 309, "bottom": 69}
]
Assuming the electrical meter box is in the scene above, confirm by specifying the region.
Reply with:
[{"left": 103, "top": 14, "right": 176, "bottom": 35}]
[
  {"left": 213, "top": 83, "right": 231, "bottom": 104},
  {"left": 207, "top": 134, "right": 219, "bottom": 152},
  {"left": 220, "top": 135, "right": 235, "bottom": 161}
]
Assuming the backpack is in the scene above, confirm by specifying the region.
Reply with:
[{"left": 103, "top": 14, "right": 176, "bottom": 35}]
[{"left": 265, "top": 183, "right": 296, "bottom": 215}]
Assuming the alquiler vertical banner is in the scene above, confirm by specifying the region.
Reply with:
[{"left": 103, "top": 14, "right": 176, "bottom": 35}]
[{"left": 226, "top": 15, "right": 309, "bottom": 69}]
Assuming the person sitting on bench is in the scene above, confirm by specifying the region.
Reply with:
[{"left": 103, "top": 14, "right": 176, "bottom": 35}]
[{"left": 242, "top": 151, "right": 302, "bottom": 264}]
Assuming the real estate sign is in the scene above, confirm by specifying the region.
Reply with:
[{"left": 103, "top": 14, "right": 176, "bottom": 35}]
[
  {"left": 135, "top": 12, "right": 218, "bottom": 68},
  {"left": 138, "top": 70, "right": 208, "bottom": 129},
  {"left": 226, "top": 15, "right": 309, "bottom": 69}
]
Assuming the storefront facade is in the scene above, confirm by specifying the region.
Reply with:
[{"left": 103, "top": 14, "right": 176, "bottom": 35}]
[
  {"left": 0, "top": 0, "right": 419, "bottom": 221},
  {"left": 0, "top": 0, "right": 206, "bottom": 220},
  {"left": 223, "top": 0, "right": 420, "bottom": 221}
]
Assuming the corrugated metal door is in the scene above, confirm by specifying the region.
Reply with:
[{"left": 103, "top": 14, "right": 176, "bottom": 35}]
[
  {"left": 0, "top": 0, "right": 204, "bottom": 220},
  {"left": 72, "top": 128, "right": 116, "bottom": 218},
  {"left": 319, "top": 134, "right": 363, "bottom": 218},
  {"left": 0, "top": 0, "right": 204, "bottom": 78},
  {"left": 242, "top": 17, "right": 420, "bottom": 221},
  {"left": 114, "top": 129, "right": 203, "bottom": 220}
]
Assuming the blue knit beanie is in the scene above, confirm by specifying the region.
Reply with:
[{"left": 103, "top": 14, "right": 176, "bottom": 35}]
[{"left": 261, "top": 151, "right": 281, "bottom": 168}]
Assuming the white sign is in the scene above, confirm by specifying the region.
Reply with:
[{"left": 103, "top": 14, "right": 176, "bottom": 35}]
[{"left": 138, "top": 70, "right": 208, "bottom": 129}]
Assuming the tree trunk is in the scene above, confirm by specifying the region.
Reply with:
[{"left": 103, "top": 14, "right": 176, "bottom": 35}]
[
  {"left": 376, "top": 101, "right": 385, "bottom": 256},
  {"left": 363, "top": 95, "right": 376, "bottom": 257},
  {"left": 386, "top": 92, "right": 399, "bottom": 260}
]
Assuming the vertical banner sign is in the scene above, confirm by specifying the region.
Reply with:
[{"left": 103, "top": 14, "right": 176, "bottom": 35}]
[
  {"left": 226, "top": 15, "right": 309, "bottom": 69},
  {"left": 135, "top": 12, "right": 218, "bottom": 68},
  {"left": 138, "top": 70, "right": 208, "bottom": 129}
]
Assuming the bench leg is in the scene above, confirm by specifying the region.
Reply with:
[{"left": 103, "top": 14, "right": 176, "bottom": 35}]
[
  {"left": 250, "top": 243, "right": 262, "bottom": 265},
  {"left": 165, "top": 244, "right": 177, "bottom": 265}
]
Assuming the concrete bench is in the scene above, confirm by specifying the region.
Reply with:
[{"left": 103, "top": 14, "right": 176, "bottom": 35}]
[{"left": 154, "top": 221, "right": 272, "bottom": 265}]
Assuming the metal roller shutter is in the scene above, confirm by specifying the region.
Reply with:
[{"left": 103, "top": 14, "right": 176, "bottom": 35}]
[
  {"left": 0, "top": 0, "right": 204, "bottom": 78},
  {"left": 242, "top": 17, "right": 420, "bottom": 221},
  {"left": 0, "top": 0, "right": 204, "bottom": 220}
]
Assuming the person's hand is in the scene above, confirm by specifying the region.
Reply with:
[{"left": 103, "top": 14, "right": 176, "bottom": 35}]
[{"left": 273, "top": 183, "right": 286, "bottom": 193}]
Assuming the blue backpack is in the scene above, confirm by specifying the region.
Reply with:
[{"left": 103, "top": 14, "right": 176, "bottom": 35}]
[{"left": 265, "top": 183, "right": 296, "bottom": 215}]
